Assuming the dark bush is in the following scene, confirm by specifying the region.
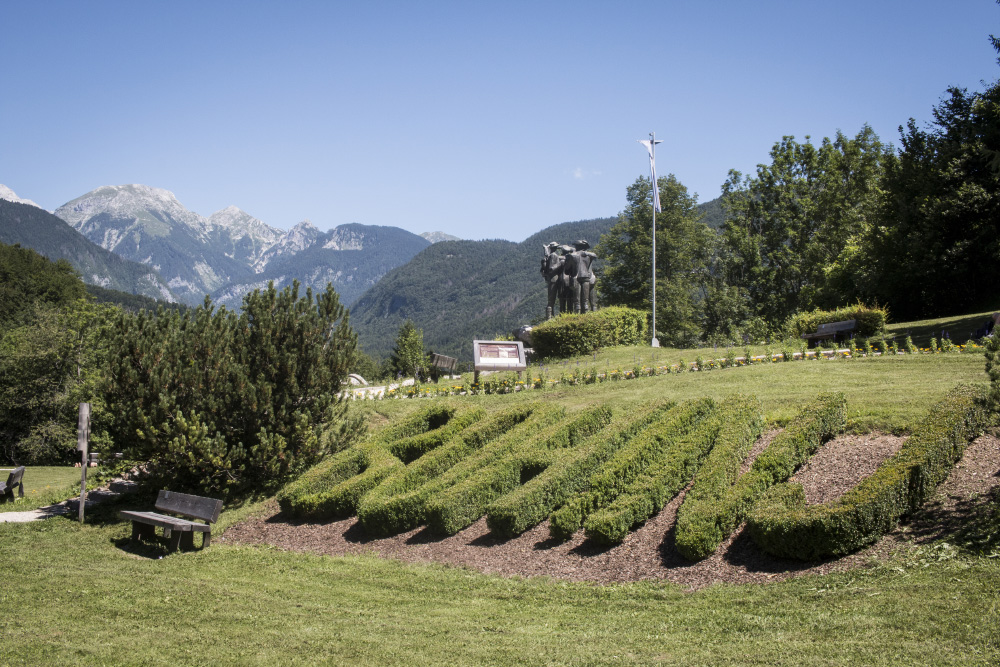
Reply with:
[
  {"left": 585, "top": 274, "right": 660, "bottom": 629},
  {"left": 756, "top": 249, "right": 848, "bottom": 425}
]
[{"left": 531, "top": 306, "right": 647, "bottom": 359}]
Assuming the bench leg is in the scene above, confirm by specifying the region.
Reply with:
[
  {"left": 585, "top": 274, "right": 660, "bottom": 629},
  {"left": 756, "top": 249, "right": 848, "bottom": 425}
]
[
  {"left": 202, "top": 531, "right": 212, "bottom": 549},
  {"left": 179, "top": 532, "right": 195, "bottom": 551},
  {"left": 166, "top": 530, "right": 183, "bottom": 553},
  {"left": 132, "top": 521, "right": 156, "bottom": 542}
]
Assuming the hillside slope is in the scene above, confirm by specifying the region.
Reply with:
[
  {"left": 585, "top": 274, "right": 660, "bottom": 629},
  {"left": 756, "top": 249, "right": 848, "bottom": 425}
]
[{"left": 351, "top": 217, "right": 616, "bottom": 360}]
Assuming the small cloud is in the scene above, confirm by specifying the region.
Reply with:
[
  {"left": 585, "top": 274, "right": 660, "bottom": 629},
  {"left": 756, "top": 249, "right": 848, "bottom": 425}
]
[{"left": 572, "top": 167, "right": 602, "bottom": 180}]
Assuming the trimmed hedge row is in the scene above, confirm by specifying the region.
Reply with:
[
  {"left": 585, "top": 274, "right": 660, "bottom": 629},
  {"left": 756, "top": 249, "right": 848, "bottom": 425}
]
[
  {"left": 548, "top": 398, "right": 715, "bottom": 541},
  {"left": 531, "top": 306, "right": 647, "bottom": 359},
  {"left": 276, "top": 405, "right": 468, "bottom": 517},
  {"left": 747, "top": 384, "right": 990, "bottom": 560},
  {"left": 356, "top": 403, "right": 542, "bottom": 536},
  {"left": 672, "top": 395, "right": 766, "bottom": 560},
  {"left": 784, "top": 304, "right": 887, "bottom": 340},
  {"left": 484, "top": 400, "right": 676, "bottom": 538},
  {"left": 276, "top": 407, "right": 485, "bottom": 519},
  {"left": 424, "top": 407, "right": 614, "bottom": 535},
  {"left": 670, "top": 393, "right": 846, "bottom": 559},
  {"left": 585, "top": 395, "right": 763, "bottom": 547}
]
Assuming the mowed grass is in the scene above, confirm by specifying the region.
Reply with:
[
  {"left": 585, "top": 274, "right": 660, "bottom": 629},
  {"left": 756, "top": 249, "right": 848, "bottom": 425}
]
[
  {"left": 0, "top": 465, "right": 81, "bottom": 511},
  {"left": 1, "top": 347, "right": 998, "bottom": 665},
  {"left": 1, "top": 514, "right": 998, "bottom": 666}
]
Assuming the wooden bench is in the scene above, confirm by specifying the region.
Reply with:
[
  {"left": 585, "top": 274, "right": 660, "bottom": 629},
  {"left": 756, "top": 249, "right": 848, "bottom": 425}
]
[
  {"left": 429, "top": 353, "right": 459, "bottom": 383},
  {"left": 0, "top": 466, "right": 25, "bottom": 503},
  {"left": 801, "top": 319, "right": 856, "bottom": 348},
  {"left": 119, "top": 490, "right": 223, "bottom": 552}
]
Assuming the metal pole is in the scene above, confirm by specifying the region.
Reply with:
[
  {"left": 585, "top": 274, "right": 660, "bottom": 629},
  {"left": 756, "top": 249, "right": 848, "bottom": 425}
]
[{"left": 650, "top": 132, "right": 659, "bottom": 348}]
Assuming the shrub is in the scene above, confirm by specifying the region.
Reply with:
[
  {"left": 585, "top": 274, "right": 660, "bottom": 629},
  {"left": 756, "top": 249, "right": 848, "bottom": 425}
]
[
  {"left": 584, "top": 396, "right": 761, "bottom": 546},
  {"left": 747, "top": 385, "right": 989, "bottom": 560},
  {"left": 356, "top": 404, "right": 539, "bottom": 536},
  {"left": 276, "top": 405, "right": 483, "bottom": 519},
  {"left": 548, "top": 398, "right": 715, "bottom": 541},
  {"left": 105, "top": 281, "right": 358, "bottom": 497},
  {"left": 485, "top": 400, "right": 675, "bottom": 538},
  {"left": 531, "top": 306, "right": 647, "bottom": 359},
  {"left": 673, "top": 395, "right": 766, "bottom": 560},
  {"left": 424, "top": 406, "right": 612, "bottom": 535},
  {"left": 669, "top": 393, "right": 845, "bottom": 559},
  {"left": 784, "top": 304, "right": 887, "bottom": 341}
]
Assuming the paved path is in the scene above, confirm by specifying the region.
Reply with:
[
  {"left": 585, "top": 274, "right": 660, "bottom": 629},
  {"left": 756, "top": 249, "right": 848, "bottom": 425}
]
[{"left": 0, "top": 486, "right": 130, "bottom": 523}]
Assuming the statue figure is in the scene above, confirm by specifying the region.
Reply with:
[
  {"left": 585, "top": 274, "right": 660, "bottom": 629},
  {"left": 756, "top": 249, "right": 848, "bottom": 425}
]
[
  {"left": 558, "top": 244, "right": 577, "bottom": 315},
  {"left": 541, "top": 242, "right": 564, "bottom": 319},
  {"left": 570, "top": 239, "right": 597, "bottom": 313}
]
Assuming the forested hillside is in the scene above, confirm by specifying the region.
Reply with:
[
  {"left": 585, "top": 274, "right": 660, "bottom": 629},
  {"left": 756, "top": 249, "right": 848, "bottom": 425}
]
[
  {"left": 0, "top": 200, "right": 175, "bottom": 302},
  {"left": 351, "top": 217, "right": 615, "bottom": 360}
]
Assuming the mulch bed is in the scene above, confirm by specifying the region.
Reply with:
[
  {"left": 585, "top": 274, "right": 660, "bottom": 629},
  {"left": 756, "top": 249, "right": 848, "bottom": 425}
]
[{"left": 220, "top": 431, "right": 1000, "bottom": 590}]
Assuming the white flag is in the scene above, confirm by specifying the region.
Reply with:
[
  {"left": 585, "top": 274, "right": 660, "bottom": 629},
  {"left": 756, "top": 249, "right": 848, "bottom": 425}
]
[{"left": 638, "top": 139, "right": 663, "bottom": 213}]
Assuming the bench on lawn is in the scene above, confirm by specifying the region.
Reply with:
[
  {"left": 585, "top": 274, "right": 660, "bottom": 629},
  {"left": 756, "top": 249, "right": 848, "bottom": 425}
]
[
  {"left": 1, "top": 466, "right": 25, "bottom": 502},
  {"left": 119, "top": 490, "right": 223, "bottom": 552},
  {"left": 801, "top": 319, "right": 856, "bottom": 348},
  {"left": 429, "top": 353, "right": 459, "bottom": 383}
]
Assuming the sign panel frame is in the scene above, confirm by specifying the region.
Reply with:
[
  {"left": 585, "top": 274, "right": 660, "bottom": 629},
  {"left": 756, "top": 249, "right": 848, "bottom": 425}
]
[{"left": 472, "top": 340, "right": 526, "bottom": 372}]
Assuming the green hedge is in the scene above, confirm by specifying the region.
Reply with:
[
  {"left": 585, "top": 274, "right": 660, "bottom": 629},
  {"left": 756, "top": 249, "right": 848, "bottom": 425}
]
[
  {"left": 531, "top": 306, "right": 647, "bottom": 359},
  {"left": 747, "top": 385, "right": 990, "bottom": 560},
  {"left": 784, "top": 304, "right": 887, "bottom": 340},
  {"left": 424, "top": 407, "right": 613, "bottom": 535},
  {"left": 548, "top": 398, "right": 715, "bottom": 541},
  {"left": 485, "top": 400, "right": 675, "bottom": 539},
  {"left": 356, "top": 404, "right": 541, "bottom": 536},
  {"left": 672, "top": 393, "right": 845, "bottom": 559},
  {"left": 276, "top": 407, "right": 485, "bottom": 519},
  {"left": 276, "top": 405, "right": 467, "bottom": 517},
  {"left": 583, "top": 397, "right": 762, "bottom": 546},
  {"left": 672, "top": 395, "right": 765, "bottom": 560}
]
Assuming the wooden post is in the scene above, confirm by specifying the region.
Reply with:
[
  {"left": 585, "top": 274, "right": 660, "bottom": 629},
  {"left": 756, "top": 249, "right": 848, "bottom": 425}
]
[{"left": 77, "top": 403, "right": 91, "bottom": 524}]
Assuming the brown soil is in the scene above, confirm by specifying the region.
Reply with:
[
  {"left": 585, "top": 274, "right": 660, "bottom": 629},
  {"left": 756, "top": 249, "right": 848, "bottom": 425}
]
[{"left": 220, "top": 431, "right": 1000, "bottom": 590}]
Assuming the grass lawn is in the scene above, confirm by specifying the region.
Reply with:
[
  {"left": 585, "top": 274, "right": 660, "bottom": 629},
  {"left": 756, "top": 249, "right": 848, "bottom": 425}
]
[
  {"left": 1, "top": 337, "right": 998, "bottom": 665},
  {"left": 1, "top": 465, "right": 81, "bottom": 511}
]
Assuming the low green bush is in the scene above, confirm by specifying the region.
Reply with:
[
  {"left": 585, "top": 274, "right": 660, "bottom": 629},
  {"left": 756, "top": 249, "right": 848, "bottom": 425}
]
[
  {"left": 671, "top": 393, "right": 845, "bottom": 559},
  {"left": 784, "top": 304, "right": 887, "bottom": 341},
  {"left": 672, "top": 395, "right": 766, "bottom": 560},
  {"left": 485, "top": 400, "right": 675, "bottom": 538},
  {"left": 356, "top": 404, "right": 539, "bottom": 536},
  {"left": 531, "top": 306, "right": 647, "bottom": 359},
  {"left": 584, "top": 397, "right": 761, "bottom": 546},
  {"left": 276, "top": 406, "right": 484, "bottom": 519},
  {"left": 548, "top": 398, "right": 714, "bottom": 541},
  {"left": 424, "top": 407, "right": 612, "bottom": 535},
  {"left": 746, "top": 384, "right": 990, "bottom": 560}
]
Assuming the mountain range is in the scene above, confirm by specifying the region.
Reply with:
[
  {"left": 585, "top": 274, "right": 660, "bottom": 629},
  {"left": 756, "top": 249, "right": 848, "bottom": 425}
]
[
  {"left": 2, "top": 182, "right": 723, "bottom": 362},
  {"left": 2, "top": 184, "right": 434, "bottom": 308}
]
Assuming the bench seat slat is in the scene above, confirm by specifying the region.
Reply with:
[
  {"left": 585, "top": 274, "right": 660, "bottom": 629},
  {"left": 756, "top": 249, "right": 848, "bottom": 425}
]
[{"left": 119, "top": 511, "right": 211, "bottom": 532}]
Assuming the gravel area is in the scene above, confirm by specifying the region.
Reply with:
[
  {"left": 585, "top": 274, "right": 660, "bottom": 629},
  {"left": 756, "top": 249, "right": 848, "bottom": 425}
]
[{"left": 221, "top": 431, "right": 1000, "bottom": 589}]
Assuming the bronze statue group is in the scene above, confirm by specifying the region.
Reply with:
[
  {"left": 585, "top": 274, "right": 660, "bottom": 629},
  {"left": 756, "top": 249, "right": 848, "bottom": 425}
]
[{"left": 541, "top": 239, "right": 597, "bottom": 319}]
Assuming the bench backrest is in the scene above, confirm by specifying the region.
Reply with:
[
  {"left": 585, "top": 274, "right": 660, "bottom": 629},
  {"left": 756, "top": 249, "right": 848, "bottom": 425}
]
[
  {"left": 816, "top": 319, "right": 856, "bottom": 334},
  {"left": 430, "top": 353, "right": 458, "bottom": 371},
  {"left": 154, "top": 490, "right": 223, "bottom": 524},
  {"left": 5, "top": 466, "right": 25, "bottom": 488}
]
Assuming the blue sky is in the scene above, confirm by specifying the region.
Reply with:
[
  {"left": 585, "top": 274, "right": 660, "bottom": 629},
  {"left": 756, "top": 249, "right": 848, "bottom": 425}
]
[{"left": 2, "top": 1, "right": 998, "bottom": 241}]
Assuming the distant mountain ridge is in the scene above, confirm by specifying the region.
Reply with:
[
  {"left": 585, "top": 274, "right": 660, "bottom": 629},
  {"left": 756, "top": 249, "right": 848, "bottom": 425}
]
[
  {"left": 46, "top": 184, "right": 429, "bottom": 307},
  {"left": 0, "top": 198, "right": 175, "bottom": 301}
]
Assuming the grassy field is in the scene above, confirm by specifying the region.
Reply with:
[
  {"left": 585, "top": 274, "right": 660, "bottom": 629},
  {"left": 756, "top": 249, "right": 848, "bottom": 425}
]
[
  {"left": 0, "top": 465, "right": 82, "bottom": 511},
  {"left": 1, "top": 324, "right": 998, "bottom": 665}
]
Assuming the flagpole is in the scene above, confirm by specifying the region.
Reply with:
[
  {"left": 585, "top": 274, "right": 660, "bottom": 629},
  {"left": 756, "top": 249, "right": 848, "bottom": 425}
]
[
  {"left": 650, "top": 132, "right": 658, "bottom": 348},
  {"left": 638, "top": 132, "right": 662, "bottom": 347}
]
